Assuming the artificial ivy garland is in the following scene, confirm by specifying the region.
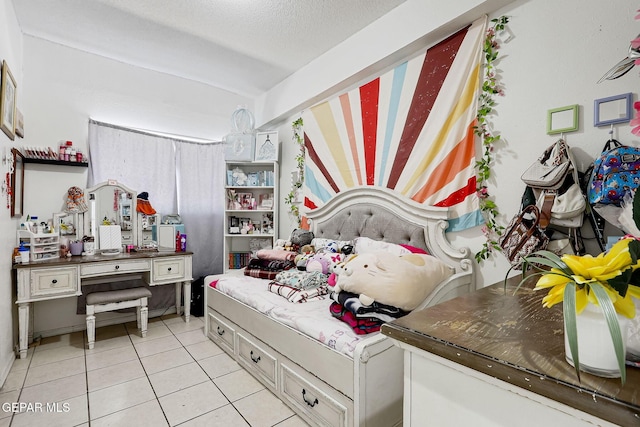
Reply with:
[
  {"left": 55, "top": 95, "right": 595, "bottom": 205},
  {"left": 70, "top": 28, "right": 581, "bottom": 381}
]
[
  {"left": 474, "top": 16, "right": 510, "bottom": 263},
  {"left": 284, "top": 117, "right": 305, "bottom": 225}
]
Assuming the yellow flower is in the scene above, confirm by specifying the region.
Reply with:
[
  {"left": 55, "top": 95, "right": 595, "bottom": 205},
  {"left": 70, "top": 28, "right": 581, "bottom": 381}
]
[{"left": 532, "top": 238, "right": 640, "bottom": 318}]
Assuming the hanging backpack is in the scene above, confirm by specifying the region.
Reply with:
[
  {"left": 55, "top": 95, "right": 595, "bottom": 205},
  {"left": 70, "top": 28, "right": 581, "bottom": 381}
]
[{"left": 587, "top": 139, "right": 640, "bottom": 205}]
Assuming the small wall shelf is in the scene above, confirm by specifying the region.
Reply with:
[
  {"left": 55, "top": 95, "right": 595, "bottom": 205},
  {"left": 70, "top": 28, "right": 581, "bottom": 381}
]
[{"left": 23, "top": 158, "right": 88, "bottom": 167}]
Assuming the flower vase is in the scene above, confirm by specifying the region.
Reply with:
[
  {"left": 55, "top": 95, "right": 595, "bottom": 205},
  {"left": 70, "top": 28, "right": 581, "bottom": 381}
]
[{"left": 564, "top": 303, "right": 629, "bottom": 378}]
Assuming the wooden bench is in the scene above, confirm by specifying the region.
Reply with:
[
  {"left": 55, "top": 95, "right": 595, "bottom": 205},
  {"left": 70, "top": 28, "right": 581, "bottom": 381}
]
[{"left": 85, "top": 287, "right": 152, "bottom": 349}]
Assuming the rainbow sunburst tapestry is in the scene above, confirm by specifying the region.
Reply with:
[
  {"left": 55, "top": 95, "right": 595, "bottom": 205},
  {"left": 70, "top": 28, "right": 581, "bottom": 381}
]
[{"left": 302, "top": 17, "right": 487, "bottom": 232}]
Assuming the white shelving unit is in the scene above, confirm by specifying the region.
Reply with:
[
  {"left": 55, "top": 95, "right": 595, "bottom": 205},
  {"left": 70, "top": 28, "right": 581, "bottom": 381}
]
[
  {"left": 17, "top": 230, "right": 60, "bottom": 262},
  {"left": 139, "top": 213, "right": 159, "bottom": 247},
  {"left": 224, "top": 161, "right": 278, "bottom": 272}
]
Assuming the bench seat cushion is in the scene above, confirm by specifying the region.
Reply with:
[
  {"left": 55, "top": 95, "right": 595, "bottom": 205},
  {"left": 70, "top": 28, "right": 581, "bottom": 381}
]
[{"left": 86, "top": 287, "right": 152, "bottom": 306}]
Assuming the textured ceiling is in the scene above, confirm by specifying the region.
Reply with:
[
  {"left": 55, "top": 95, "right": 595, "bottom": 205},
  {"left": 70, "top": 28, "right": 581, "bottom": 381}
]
[{"left": 11, "top": 0, "right": 406, "bottom": 97}]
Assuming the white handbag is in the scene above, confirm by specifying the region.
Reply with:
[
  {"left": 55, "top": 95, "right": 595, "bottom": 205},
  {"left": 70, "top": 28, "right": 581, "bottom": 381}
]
[
  {"left": 550, "top": 183, "right": 586, "bottom": 219},
  {"left": 521, "top": 140, "right": 572, "bottom": 190}
]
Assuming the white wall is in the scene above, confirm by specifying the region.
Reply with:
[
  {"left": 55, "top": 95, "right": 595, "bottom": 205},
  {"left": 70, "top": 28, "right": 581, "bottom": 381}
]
[
  {"left": 481, "top": 0, "right": 639, "bottom": 286},
  {"left": 272, "top": 0, "right": 640, "bottom": 289},
  {"left": 0, "top": 0, "right": 23, "bottom": 387},
  {"left": 21, "top": 36, "right": 253, "bottom": 218}
]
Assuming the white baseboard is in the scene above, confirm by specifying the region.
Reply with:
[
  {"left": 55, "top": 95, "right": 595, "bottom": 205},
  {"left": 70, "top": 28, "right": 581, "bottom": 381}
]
[{"left": 33, "top": 307, "right": 179, "bottom": 339}]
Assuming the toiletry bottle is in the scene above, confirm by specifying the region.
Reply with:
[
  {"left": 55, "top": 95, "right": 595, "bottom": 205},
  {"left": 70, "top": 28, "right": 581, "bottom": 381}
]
[
  {"left": 65, "top": 141, "right": 72, "bottom": 161},
  {"left": 18, "top": 243, "right": 29, "bottom": 263}
]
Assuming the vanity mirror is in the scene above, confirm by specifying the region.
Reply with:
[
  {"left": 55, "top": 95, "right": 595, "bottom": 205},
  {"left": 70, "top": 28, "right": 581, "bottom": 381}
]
[
  {"left": 10, "top": 148, "right": 24, "bottom": 217},
  {"left": 84, "top": 180, "right": 138, "bottom": 252}
]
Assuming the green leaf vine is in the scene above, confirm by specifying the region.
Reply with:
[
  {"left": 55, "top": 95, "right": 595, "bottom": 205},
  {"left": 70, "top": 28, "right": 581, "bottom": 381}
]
[
  {"left": 474, "top": 16, "right": 510, "bottom": 263},
  {"left": 284, "top": 117, "right": 305, "bottom": 225}
]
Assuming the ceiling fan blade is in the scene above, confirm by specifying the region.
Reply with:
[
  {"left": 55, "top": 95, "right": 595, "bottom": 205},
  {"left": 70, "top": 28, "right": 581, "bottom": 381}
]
[{"left": 597, "top": 56, "right": 636, "bottom": 83}]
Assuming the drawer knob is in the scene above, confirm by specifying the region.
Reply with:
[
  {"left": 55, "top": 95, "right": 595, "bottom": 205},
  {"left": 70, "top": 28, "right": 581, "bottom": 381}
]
[
  {"left": 250, "top": 351, "right": 261, "bottom": 363},
  {"left": 114, "top": 265, "right": 120, "bottom": 270},
  {"left": 302, "top": 389, "right": 318, "bottom": 407},
  {"left": 168, "top": 267, "right": 172, "bottom": 271},
  {"left": 217, "top": 327, "right": 225, "bottom": 336},
  {"left": 51, "top": 279, "right": 58, "bottom": 284}
]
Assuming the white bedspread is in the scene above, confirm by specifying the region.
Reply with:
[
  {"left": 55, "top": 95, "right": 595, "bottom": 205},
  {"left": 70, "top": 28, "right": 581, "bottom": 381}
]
[{"left": 211, "top": 275, "right": 371, "bottom": 358}]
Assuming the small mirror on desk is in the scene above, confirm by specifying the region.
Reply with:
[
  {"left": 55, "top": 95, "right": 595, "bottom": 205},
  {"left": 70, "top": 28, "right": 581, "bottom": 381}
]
[{"left": 85, "top": 180, "right": 138, "bottom": 253}]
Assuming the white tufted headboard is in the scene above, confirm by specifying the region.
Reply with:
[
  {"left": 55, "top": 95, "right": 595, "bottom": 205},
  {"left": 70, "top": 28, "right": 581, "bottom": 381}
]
[{"left": 305, "top": 186, "right": 476, "bottom": 305}]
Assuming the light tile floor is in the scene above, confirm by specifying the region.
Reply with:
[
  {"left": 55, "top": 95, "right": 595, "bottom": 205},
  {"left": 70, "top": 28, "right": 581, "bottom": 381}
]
[{"left": 0, "top": 315, "right": 310, "bottom": 426}]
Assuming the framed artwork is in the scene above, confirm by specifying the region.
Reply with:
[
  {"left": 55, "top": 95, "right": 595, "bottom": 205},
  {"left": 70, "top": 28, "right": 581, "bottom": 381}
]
[
  {"left": 254, "top": 131, "right": 278, "bottom": 161},
  {"left": 237, "top": 192, "right": 254, "bottom": 210},
  {"left": 11, "top": 148, "right": 24, "bottom": 217},
  {"left": 547, "top": 104, "right": 579, "bottom": 135},
  {"left": 224, "top": 133, "right": 254, "bottom": 161},
  {"left": 594, "top": 93, "right": 633, "bottom": 127},
  {"left": 258, "top": 193, "right": 274, "bottom": 210},
  {"left": 1, "top": 60, "right": 17, "bottom": 140},
  {"left": 15, "top": 108, "right": 24, "bottom": 138}
]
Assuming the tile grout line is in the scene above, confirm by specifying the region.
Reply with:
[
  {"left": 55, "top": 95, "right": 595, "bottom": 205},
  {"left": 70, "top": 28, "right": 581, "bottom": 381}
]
[
  {"left": 83, "top": 329, "right": 91, "bottom": 427},
  {"left": 162, "top": 315, "right": 253, "bottom": 427},
  {"left": 125, "top": 318, "right": 172, "bottom": 427}
]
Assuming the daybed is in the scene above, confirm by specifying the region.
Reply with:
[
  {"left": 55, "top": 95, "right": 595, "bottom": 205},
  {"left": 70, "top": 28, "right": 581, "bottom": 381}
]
[{"left": 204, "top": 187, "right": 475, "bottom": 427}]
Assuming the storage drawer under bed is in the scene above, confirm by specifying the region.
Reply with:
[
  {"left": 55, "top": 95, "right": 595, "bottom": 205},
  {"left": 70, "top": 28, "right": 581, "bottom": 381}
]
[
  {"left": 280, "top": 362, "right": 350, "bottom": 427},
  {"left": 237, "top": 332, "right": 278, "bottom": 389},
  {"left": 207, "top": 310, "right": 236, "bottom": 354}
]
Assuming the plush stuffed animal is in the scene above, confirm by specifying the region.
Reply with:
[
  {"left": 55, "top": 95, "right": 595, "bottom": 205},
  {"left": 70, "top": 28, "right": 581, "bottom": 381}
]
[
  {"left": 305, "top": 253, "right": 331, "bottom": 274},
  {"left": 300, "top": 244, "right": 315, "bottom": 254},
  {"left": 334, "top": 252, "right": 452, "bottom": 311},
  {"left": 290, "top": 228, "right": 314, "bottom": 247},
  {"left": 325, "top": 241, "right": 339, "bottom": 253},
  {"left": 327, "top": 254, "right": 355, "bottom": 287},
  {"left": 306, "top": 251, "right": 344, "bottom": 275}
]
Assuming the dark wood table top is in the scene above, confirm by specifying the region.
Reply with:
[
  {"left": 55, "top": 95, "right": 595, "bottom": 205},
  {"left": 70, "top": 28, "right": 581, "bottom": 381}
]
[
  {"left": 381, "top": 275, "right": 640, "bottom": 427},
  {"left": 13, "top": 250, "right": 193, "bottom": 269}
]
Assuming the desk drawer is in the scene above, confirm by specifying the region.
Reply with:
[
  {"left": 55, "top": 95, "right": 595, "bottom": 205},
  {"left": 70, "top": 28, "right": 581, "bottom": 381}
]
[
  {"left": 281, "top": 363, "right": 348, "bottom": 427},
  {"left": 237, "top": 333, "right": 277, "bottom": 389},
  {"left": 80, "top": 259, "right": 150, "bottom": 277},
  {"left": 30, "top": 267, "right": 79, "bottom": 298},
  {"left": 152, "top": 257, "right": 185, "bottom": 282},
  {"left": 207, "top": 311, "right": 235, "bottom": 354}
]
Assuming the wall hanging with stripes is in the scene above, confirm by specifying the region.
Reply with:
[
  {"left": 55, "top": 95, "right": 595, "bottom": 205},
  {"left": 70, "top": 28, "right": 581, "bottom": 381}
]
[{"left": 302, "top": 16, "right": 487, "bottom": 232}]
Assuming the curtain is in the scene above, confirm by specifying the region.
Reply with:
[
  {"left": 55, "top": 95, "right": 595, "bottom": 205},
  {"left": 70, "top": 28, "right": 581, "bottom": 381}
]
[
  {"left": 176, "top": 142, "right": 225, "bottom": 277},
  {"left": 88, "top": 121, "right": 177, "bottom": 215},
  {"left": 87, "top": 120, "right": 225, "bottom": 278}
]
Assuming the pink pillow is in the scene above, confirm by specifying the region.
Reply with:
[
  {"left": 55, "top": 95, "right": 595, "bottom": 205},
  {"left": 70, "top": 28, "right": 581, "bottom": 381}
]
[{"left": 399, "top": 244, "right": 428, "bottom": 255}]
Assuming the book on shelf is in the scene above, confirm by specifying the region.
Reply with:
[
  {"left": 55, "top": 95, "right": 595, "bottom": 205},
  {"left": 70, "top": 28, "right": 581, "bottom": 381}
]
[{"left": 229, "top": 251, "right": 252, "bottom": 269}]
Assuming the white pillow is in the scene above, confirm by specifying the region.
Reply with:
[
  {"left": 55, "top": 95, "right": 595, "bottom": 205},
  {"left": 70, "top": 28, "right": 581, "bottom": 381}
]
[{"left": 353, "top": 237, "right": 411, "bottom": 256}]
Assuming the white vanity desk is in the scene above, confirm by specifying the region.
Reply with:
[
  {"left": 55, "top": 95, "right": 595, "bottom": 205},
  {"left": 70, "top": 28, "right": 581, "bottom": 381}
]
[{"left": 13, "top": 251, "right": 193, "bottom": 359}]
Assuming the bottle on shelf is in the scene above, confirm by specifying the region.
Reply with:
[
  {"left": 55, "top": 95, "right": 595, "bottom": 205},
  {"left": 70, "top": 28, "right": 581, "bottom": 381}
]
[{"left": 65, "top": 141, "right": 72, "bottom": 161}]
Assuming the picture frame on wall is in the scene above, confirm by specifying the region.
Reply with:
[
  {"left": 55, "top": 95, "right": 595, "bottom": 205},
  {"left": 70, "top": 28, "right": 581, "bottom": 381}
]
[
  {"left": 254, "top": 131, "right": 278, "bottom": 161},
  {"left": 15, "top": 108, "right": 24, "bottom": 138},
  {"left": 1, "top": 60, "right": 17, "bottom": 140},
  {"left": 224, "top": 132, "right": 254, "bottom": 161},
  {"left": 546, "top": 104, "right": 579, "bottom": 135},
  {"left": 594, "top": 93, "right": 633, "bottom": 127}
]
